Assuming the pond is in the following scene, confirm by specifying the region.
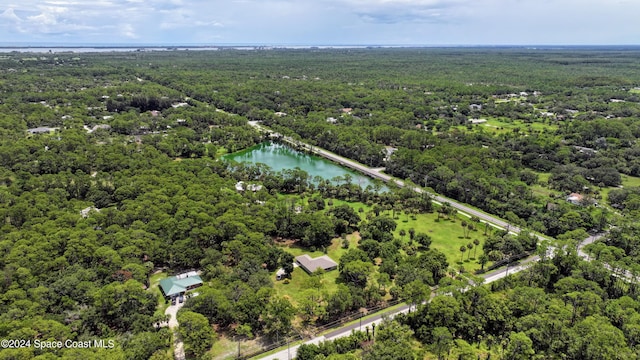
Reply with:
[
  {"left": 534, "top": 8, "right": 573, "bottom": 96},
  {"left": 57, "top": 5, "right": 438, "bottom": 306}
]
[{"left": 223, "top": 142, "right": 383, "bottom": 189}]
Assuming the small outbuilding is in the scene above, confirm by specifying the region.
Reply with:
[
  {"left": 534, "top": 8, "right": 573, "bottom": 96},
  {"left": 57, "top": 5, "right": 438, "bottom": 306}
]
[
  {"left": 276, "top": 268, "right": 286, "bottom": 281},
  {"left": 295, "top": 254, "right": 338, "bottom": 274},
  {"left": 566, "top": 193, "right": 584, "bottom": 206}
]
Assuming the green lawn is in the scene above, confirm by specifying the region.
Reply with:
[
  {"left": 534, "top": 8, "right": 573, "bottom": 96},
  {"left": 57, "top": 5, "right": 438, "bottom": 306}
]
[
  {"left": 535, "top": 172, "right": 551, "bottom": 184},
  {"left": 393, "top": 211, "right": 486, "bottom": 270},
  {"left": 481, "top": 117, "right": 558, "bottom": 133},
  {"left": 451, "top": 116, "right": 558, "bottom": 136},
  {"left": 272, "top": 197, "right": 491, "bottom": 305},
  {"left": 148, "top": 271, "right": 169, "bottom": 316},
  {"left": 622, "top": 174, "right": 640, "bottom": 188},
  {"left": 331, "top": 198, "right": 487, "bottom": 269},
  {"left": 272, "top": 266, "right": 340, "bottom": 306},
  {"left": 273, "top": 233, "right": 357, "bottom": 306},
  {"left": 599, "top": 174, "right": 640, "bottom": 202},
  {"left": 630, "top": 88, "right": 640, "bottom": 94}
]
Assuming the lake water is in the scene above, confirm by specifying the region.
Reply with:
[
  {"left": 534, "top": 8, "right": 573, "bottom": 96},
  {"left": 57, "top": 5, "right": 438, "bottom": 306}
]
[{"left": 223, "top": 142, "right": 382, "bottom": 189}]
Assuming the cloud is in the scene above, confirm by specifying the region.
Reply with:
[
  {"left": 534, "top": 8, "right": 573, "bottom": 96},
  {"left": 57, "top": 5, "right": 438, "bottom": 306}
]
[
  {"left": 1, "top": 0, "right": 639, "bottom": 44},
  {"left": 334, "top": 0, "right": 464, "bottom": 23}
]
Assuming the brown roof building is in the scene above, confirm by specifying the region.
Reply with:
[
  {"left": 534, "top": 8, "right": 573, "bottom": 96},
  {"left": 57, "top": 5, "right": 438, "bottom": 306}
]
[{"left": 295, "top": 254, "right": 338, "bottom": 274}]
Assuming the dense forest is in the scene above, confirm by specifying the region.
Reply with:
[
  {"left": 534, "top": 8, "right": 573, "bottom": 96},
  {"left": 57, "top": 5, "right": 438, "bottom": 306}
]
[{"left": 1, "top": 48, "right": 640, "bottom": 359}]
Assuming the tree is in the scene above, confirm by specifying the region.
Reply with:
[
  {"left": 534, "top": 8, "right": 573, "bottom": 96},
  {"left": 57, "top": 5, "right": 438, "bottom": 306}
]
[
  {"left": 459, "top": 245, "right": 467, "bottom": 263},
  {"left": 431, "top": 327, "right": 454, "bottom": 360},
  {"left": 473, "top": 239, "right": 480, "bottom": 258},
  {"left": 262, "top": 297, "right": 296, "bottom": 338},
  {"left": 504, "top": 332, "right": 535, "bottom": 360},
  {"left": 401, "top": 279, "right": 431, "bottom": 310},
  {"left": 466, "top": 242, "right": 474, "bottom": 260},
  {"left": 461, "top": 220, "right": 470, "bottom": 238},
  {"left": 414, "top": 233, "right": 432, "bottom": 249},
  {"left": 302, "top": 213, "right": 335, "bottom": 248},
  {"left": 177, "top": 310, "right": 215, "bottom": 358},
  {"left": 280, "top": 252, "right": 295, "bottom": 277},
  {"left": 363, "top": 320, "right": 416, "bottom": 360},
  {"left": 330, "top": 204, "right": 361, "bottom": 234},
  {"left": 340, "top": 260, "right": 373, "bottom": 288}
]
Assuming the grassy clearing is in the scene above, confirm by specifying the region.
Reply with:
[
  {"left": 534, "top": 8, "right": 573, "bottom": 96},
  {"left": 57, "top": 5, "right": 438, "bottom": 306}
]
[
  {"left": 630, "top": 88, "right": 640, "bottom": 94},
  {"left": 148, "top": 271, "right": 169, "bottom": 316},
  {"left": 536, "top": 172, "right": 551, "bottom": 184},
  {"left": 211, "top": 334, "right": 264, "bottom": 360},
  {"left": 330, "top": 198, "right": 487, "bottom": 270},
  {"left": 599, "top": 174, "right": 640, "bottom": 203},
  {"left": 622, "top": 174, "right": 640, "bottom": 188},
  {"left": 272, "top": 197, "right": 490, "bottom": 305},
  {"left": 481, "top": 117, "right": 558, "bottom": 133},
  {"left": 452, "top": 116, "right": 558, "bottom": 136},
  {"left": 393, "top": 211, "right": 486, "bottom": 270},
  {"left": 273, "top": 267, "right": 340, "bottom": 306},
  {"left": 273, "top": 234, "right": 357, "bottom": 306}
]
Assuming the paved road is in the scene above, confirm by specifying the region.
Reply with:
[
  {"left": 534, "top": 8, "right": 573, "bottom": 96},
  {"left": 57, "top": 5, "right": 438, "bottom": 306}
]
[
  {"left": 245, "top": 121, "right": 596, "bottom": 359},
  {"left": 269, "top": 130, "right": 529, "bottom": 236},
  {"left": 257, "top": 253, "right": 549, "bottom": 360},
  {"left": 577, "top": 233, "right": 606, "bottom": 259}
]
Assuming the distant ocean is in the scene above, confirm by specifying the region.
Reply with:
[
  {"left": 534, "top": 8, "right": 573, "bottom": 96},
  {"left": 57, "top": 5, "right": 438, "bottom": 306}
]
[{"left": 1, "top": 44, "right": 638, "bottom": 53}]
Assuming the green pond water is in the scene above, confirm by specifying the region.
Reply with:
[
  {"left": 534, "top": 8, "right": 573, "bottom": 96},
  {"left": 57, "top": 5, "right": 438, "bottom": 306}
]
[{"left": 223, "top": 142, "right": 383, "bottom": 189}]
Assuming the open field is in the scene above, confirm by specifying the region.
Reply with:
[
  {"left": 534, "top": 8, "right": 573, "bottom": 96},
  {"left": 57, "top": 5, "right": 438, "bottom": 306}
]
[
  {"left": 599, "top": 174, "right": 640, "bottom": 201},
  {"left": 332, "top": 198, "right": 487, "bottom": 268},
  {"left": 451, "top": 116, "right": 558, "bottom": 135}
]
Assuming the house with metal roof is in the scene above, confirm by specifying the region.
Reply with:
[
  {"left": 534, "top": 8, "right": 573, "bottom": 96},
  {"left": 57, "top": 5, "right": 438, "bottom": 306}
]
[
  {"left": 159, "top": 273, "right": 203, "bottom": 299},
  {"left": 295, "top": 254, "right": 338, "bottom": 274}
]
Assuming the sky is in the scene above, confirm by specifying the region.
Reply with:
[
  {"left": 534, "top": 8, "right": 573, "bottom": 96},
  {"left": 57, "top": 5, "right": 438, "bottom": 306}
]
[{"left": 0, "top": 0, "right": 638, "bottom": 46}]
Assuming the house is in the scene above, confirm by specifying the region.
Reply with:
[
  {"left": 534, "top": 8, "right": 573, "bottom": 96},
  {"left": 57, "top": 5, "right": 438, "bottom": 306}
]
[
  {"left": 27, "top": 127, "right": 59, "bottom": 134},
  {"left": 384, "top": 146, "right": 398, "bottom": 161},
  {"left": 566, "top": 193, "right": 584, "bottom": 206},
  {"left": 295, "top": 254, "right": 338, "bottom": 274},
  {"left": 159, "top": 272, "right": 203, "bottom": 299},
  {"left": 80, "top": 206, "right": 100, "bottom": 218},
  {"left": 341, "top": 108, "right": 353, "bottom": 114},
  {"left": 235, "top": 181, "right": 263, "bottom": 192},
  {"left": 469, "top": 118, "right": 487, "bottom": 124},
  {"left": 274, "top": 112, "right": 287, "bottom": 117},
  {"left": 326, "top": 117, "right": 338, "bottom": 124},
  {"left": 469, "top": 104, "right": 482, "bottom": 111}
]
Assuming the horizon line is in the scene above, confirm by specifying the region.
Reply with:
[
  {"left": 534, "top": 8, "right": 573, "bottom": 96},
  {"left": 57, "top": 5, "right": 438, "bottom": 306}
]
[{"left": 1, "top": 43, "right": 640, "bottom": 48}]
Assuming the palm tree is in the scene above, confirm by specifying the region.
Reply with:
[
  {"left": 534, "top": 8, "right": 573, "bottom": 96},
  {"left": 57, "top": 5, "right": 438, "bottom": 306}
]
[
  {"left": 459, "top": 246, "right": 467, "bottom": 263},
  {"left": 467, "top": 243, "right": 474, "bottom": 260},
  {"left": 473, "top": 239, "right": 480, "bottom": 258}
]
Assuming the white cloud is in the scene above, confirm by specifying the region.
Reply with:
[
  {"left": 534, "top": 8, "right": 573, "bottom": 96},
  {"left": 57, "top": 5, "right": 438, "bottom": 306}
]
[{"left": 0, "top": 0, "right": 639, "bottom": 44}]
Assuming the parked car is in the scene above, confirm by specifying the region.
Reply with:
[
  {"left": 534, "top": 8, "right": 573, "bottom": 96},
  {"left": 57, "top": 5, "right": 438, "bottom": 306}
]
[
  {"left": 178, "top": 294, "right": 184, "bottom": 303},
  {"left": 171, "top": 297, "right": 176, "bottom": 305}
]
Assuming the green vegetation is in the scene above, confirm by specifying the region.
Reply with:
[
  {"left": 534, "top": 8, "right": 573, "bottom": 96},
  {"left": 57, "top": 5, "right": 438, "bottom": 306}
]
[{"left": 2, "top": 47, "right": 640, "bottom": 359}]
